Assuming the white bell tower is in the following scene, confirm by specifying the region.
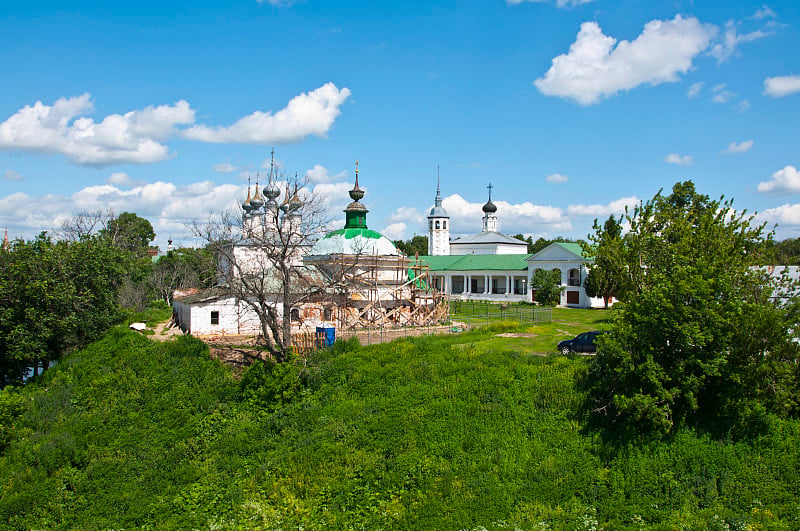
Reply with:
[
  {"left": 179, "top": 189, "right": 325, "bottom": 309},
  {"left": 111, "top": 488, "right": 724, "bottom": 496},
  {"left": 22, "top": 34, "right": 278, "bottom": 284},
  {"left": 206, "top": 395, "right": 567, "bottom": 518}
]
[
  {"left": 427, "top": 167, "right": 450, "bottom": 255},
  {"left": 482, "top": 183, "right": 498, "bottom": 233}
]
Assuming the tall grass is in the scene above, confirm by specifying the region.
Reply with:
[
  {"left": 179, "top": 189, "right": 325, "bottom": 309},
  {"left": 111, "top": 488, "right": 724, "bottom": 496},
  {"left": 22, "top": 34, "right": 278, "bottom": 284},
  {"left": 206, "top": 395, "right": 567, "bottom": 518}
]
[{"left": 0, "top": 321, "right": 797, "bottom": 529}]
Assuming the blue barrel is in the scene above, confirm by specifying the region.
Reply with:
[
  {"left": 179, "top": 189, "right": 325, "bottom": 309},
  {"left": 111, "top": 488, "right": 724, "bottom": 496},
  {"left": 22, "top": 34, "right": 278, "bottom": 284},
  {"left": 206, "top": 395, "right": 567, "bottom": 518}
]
[{"left": 316, "top": 326, "right": 335, "bottom": 347}]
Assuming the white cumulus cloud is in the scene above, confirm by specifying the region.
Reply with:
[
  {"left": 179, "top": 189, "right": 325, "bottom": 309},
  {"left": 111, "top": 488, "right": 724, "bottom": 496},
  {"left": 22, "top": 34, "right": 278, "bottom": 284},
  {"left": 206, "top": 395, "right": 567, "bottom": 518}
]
[
  {"left": 567, "top": 196, "right": 639, "bottom": 217},
  {"left": 311, "top": 181, "right": 356, "bottom": 218},
  {"left": 723, "top": 140, "right": 753, "bottom": 153},
  {"left": 183, "top": 83, "right": 351, "bottom": 144},
  {"left": 665, "top": 153, "right": 693, "bottom": 166},
  {"left": 213, "top": 163, "right": 239, "bottom": 173},
  {"left": 381, "top": 222, "right": 408, "bottom": 241},
  {"left": 441, "top": 194, "right": 571, "bottom": 236},
  {"left": 388, "top": 206, "right": 424, "bottom": 225},
  {"left": 0, "top": 180, "right": 243, "bottom": 246},
  {"left": 546, "top": 173, "right": 569, "bottom": 183},
  {"left": 764, "top": 75, "right": 800, "bottom": 97},
  {"left": 0, "top": 94, "right": 194, "bottom": 166},
  {"left": 758, "top": 204, "right": 800, "bottom": 237},
  {"left": 757, "top": 165, "right": 800, "bottom": 194},
  {"left": 534, "top": 15, "right": 716, "bottom": 105},
  {"left": 0, "top": 84, "right": 351, "bottom": 167},
  {"left": 107, "top": 172, "right": 145, "bottom": 187},
  {"left": 305, "top": 164, "right": 347, "bottom": 184}
]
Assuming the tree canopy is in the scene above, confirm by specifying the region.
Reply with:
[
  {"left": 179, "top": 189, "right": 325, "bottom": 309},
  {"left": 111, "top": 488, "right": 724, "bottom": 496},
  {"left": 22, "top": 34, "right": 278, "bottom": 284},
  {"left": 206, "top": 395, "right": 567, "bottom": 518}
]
[
  {"left": 530, "top": 268, "right": 563, "bottom": 306},
  {"left": 100, "top": 212, "right": 155, "bottom": 255},
  {"left": 583, "top": 215, "right": 626, "bottom": 308},
  {"left": 584, "top": 181, "right": 800, "bottom": 437},
  {"left": 393, "top": 235, "right": 428, "bottom": 257},
  {"left": 0, "top": 233, "right": 126, "bottom": 386}
]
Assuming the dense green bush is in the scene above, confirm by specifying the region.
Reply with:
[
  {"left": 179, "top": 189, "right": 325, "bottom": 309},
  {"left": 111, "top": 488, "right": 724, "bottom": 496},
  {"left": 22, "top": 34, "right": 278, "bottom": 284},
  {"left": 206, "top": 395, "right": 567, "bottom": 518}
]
[
  {"left": 239, "top": 358, "right": 308, "bottom": 411},
  {"left": 584, "top": 182, "right": 800, "bottom": 437},
  {"left": 0, "top": 323, "right": 797, "bottom": 529}
]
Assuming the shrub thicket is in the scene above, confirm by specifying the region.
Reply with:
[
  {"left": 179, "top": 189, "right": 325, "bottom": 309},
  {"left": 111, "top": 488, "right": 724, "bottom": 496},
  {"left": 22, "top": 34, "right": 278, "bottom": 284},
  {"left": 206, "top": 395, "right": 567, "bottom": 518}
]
[{"left": 0, "top": 323, "right": 797, "bottom": 529}]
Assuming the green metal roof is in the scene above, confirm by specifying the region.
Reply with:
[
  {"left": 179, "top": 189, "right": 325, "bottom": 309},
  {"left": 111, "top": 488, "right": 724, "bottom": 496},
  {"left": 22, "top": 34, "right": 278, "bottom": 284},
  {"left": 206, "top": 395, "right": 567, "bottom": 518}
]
[{"left": 415, "top": 254, "right": 533, "bottom": 272}]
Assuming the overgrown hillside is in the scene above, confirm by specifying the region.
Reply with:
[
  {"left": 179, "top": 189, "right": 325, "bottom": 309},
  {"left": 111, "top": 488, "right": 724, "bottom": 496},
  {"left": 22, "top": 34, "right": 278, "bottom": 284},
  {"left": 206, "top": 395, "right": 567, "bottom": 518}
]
[{"left": 0, "top": 322, "right": 798, "bottom": 529}]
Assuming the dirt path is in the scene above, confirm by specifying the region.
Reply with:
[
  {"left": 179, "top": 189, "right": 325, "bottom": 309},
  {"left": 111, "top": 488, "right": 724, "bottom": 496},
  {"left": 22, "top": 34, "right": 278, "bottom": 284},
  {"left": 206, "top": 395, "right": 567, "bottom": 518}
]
[{"left": 148, "top": 318, "right": 184, "bottom": 341}]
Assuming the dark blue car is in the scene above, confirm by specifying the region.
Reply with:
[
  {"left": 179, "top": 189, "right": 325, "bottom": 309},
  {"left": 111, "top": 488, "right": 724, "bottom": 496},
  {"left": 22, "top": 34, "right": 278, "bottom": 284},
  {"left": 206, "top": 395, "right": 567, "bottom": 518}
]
[{"left": 557, "top": 331, "right": 606, "bottom": 355}]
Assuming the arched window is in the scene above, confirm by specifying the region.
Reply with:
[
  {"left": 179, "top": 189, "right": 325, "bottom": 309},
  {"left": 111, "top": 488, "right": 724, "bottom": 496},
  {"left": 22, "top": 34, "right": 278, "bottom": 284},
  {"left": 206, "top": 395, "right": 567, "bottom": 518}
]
[
  {"left": 435, "top": 220, "right": 440, "bottom": 229},
  {"left": 568, "top": 268, "right": 581, "bottom": 286},
  {"left": 290, "top": 308, "right": 300, "bottom": 321},
  {"left": 429, "top": 220, "right": 433, "bottom": 230},
  {"left": 442, "top": 221, "right": 447, "bottom": 229},
  {"left": 323, "top": 308, "right": 333, "bottom": 321}
]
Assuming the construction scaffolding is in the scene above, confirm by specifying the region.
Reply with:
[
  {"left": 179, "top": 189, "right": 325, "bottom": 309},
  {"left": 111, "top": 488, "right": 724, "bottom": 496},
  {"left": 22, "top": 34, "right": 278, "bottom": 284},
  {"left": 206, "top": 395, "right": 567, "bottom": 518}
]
[{"left": 305, "top": 252, "right": 449, "bottom": 332}]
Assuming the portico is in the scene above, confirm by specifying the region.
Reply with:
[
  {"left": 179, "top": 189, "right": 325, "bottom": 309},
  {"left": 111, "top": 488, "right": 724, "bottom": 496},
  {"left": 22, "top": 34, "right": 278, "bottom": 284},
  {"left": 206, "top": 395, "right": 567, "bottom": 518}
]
[{"left": 418, "top": 254, "right": 531, "bottom": 302}]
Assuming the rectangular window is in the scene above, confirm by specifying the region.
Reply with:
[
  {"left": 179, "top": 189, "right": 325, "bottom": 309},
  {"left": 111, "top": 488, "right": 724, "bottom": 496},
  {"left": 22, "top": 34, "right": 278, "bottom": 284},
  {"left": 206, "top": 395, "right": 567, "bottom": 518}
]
[{"left": 210, "top": 310, "right": 219, "bottom": 325}]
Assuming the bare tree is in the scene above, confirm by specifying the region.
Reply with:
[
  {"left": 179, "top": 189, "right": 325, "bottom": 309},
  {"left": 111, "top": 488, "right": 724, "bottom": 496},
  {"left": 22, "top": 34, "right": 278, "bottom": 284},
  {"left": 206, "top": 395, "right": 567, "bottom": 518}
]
[
  {"left": 193, "top": 167, "right": 332, "bottom": 358},
  {"left": 58, "top": 209, "right": 115, "bottom": 241}
]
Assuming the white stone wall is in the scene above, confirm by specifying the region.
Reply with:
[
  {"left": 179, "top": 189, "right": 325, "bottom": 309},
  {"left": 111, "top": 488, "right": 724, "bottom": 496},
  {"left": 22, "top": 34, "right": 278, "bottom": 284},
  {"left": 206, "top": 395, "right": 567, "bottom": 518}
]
[
  {"left": 428, "top": 223, "right": 450, "bottom": 256},
  {"left": 527, "top": 260, "right": 610, "bottom": 308},
  {"left": 448, "top": 243, "right": 502, "bottom": 255},
  {"left": 448, "top": 243, "right": 526, "bottom": 255}
]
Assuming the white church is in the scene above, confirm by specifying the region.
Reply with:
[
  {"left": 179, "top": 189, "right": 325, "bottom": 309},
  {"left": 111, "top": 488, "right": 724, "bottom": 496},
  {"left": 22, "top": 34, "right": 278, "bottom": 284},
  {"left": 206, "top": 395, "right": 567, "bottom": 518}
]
[
  {"left": 173, "top": 163, "right": 446, "bottom": 336},
  {"left": 421, "top": 179, "right": 608, "bottom": 308}
]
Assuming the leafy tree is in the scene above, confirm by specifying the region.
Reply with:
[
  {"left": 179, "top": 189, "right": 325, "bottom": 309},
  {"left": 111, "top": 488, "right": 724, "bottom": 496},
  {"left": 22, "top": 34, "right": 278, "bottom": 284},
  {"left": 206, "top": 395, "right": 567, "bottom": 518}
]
[
  {"left": 530, "top": 268, "right": 563, "bottom": 306},
  {"left": 101, "top": 212, "right": 156, "bottom": 255},
  {"left": 394, "top": 235, "right": 429, "bottom": 256},
  {"left": 149, "top": 247, "right": 216, "bottom": 304},
  {"left": 0, "top": 233, "right": 125, "bottom": 386},
  {"left": 511, "top": 233, "right": 536, "bottom": 253},
  {"left": 770, "top": 237, "right": 800, "bottom": 265},
  {"left": 584, "top": 181, "right": 799, "bottom": 437},
  {"left": 583, "top": 215, "right": 626, "bottom": 308}
]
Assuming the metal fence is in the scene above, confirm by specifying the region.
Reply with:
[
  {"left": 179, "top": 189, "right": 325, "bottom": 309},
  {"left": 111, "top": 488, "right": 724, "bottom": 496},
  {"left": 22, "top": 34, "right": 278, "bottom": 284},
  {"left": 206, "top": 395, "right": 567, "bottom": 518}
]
[{"left": 449, "top": 300, "right": 552, "bottom": 326}]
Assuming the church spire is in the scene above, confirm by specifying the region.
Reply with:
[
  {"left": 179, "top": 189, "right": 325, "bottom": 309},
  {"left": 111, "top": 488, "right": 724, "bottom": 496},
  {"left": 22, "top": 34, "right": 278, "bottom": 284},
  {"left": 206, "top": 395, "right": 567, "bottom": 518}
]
[
  {"left": 344, "top": 160, "right": 368, "bottom": 229},
  {"left": 434, "top": 165, "right": 443, "bottom": 207},
  {"left": 482, "top": 182, "right": 498, "bottom": 232}
]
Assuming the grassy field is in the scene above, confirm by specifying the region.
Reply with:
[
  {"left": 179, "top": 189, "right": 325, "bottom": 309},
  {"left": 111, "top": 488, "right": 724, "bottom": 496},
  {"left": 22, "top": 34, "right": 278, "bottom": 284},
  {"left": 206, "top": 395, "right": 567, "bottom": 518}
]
[
  {"left": 451, "top": 305, "right": 612, "bottom": 355},
  {"left": 0, "top": 308, "right": 798, "bottom": 529}
]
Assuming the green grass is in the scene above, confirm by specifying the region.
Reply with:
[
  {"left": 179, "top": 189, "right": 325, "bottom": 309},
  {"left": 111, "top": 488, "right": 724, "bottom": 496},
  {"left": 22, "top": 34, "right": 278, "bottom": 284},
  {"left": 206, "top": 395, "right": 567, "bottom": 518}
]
[
  {"left": 451, "top": 307, "right": 612, "bottom": 354},
  {"left": 0, "top": 316, "right": 797, "bottom": 529}
]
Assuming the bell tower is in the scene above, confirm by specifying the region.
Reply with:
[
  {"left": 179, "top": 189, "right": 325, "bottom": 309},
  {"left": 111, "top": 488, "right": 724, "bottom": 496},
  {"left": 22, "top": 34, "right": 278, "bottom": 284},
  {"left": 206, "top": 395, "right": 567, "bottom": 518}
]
[{"left": 427, "top": 167, "right": 450, "bottom": 255}]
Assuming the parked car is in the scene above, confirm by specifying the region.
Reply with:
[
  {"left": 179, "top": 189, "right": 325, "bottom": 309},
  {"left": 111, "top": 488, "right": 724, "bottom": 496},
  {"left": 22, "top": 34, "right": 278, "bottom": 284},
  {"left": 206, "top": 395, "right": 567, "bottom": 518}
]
[{"left": 557, "top": 331, "right": 606, "bottom": 355}]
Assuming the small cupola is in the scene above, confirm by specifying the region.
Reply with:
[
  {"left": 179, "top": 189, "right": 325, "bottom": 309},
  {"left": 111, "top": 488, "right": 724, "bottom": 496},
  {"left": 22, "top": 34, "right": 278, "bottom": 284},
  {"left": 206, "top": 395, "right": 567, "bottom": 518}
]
[{"left": 344, "top": 161, "right": 369, "bottom": 229}]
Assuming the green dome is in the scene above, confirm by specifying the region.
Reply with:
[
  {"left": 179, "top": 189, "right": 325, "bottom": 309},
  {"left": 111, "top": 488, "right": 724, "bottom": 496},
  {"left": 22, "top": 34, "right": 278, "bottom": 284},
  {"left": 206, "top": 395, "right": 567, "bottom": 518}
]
[{"left": 308, "top": 228, "right": 399, "bottom": 256}]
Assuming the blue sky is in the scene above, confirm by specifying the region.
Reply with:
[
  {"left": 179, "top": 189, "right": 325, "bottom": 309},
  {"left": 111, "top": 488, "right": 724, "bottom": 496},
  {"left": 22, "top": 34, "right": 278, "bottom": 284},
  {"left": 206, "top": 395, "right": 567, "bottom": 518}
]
[{"left": 2, "top": 0, "right": 800, "bottom": 250}]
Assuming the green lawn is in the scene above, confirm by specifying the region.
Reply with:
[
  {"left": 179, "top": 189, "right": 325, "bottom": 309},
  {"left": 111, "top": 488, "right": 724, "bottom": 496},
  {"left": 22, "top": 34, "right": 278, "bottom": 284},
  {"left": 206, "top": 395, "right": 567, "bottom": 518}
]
[{"left": 451, "top": 306, "right": 612, "bottom": 355}]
